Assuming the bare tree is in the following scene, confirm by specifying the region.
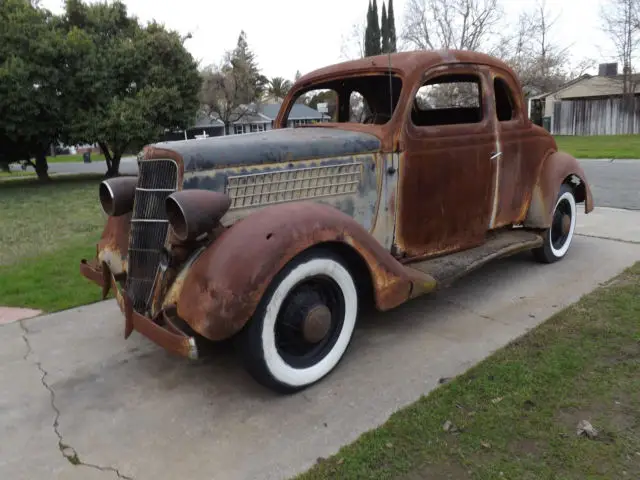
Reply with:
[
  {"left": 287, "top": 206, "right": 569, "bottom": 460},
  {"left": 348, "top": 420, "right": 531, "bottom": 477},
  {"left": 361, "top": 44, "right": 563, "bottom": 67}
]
[
  {"left": 601, "top": 0, "right": 640, "bottom": 102},
  {"left": 340, "top": 22, "right": 366, "bottom": 60},
  {"left": 496, "top": 1, "right": 573, "bottom": 96},
  {"left": 199, "top": 54, "right": 264, "bottom": 131},
  {"left": 402, "top": 0, "right": 503, "bottom": 52}
]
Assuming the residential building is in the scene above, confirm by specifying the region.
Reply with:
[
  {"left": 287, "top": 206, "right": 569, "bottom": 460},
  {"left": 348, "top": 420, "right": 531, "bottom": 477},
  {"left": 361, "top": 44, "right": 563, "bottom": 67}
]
[
  {"left": 528, "top": 63, "right": 640, "bottom": 136},
  {"left": 164, "top": 103, "right": 330, "bottom": 141}
]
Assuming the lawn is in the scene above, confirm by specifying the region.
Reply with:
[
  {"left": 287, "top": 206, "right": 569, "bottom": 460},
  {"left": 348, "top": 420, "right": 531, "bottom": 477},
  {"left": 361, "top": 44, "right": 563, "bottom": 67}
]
[
  {"left": 0, "top": 174, "right": 109, "bottom": 311},
  {"left": 297, "top": 262, "right": 640, "bottom": 480},
  {"left": 554, "top": 134, "right": 640, "bottom": 159},
  {"left": 47, "top": 153, "right": 106, "bottom": 163}
]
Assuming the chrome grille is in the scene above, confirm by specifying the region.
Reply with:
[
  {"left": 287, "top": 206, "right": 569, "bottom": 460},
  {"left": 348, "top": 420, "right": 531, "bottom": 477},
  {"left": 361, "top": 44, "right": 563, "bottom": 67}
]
[{"left": 126, "top": 159, "right": 179, "bottom": 313}]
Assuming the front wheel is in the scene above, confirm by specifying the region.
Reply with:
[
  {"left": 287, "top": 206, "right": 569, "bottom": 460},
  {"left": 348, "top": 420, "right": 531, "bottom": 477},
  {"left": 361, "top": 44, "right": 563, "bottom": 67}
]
[
  {"left": 238, "top": 250, "right": 358, "bottom": 393},
  {"left": 533, "top": 184, "right": 577, "bottom": 263}
]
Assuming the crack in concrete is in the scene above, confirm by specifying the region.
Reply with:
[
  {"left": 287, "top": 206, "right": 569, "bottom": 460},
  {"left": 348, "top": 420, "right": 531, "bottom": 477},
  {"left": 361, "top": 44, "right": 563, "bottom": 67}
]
[
  {"left": 18, "top": 320, "right": 134, "bottom": 480},
  {"left": 576, "top": 233, "right": 640, "bottom": 245}
]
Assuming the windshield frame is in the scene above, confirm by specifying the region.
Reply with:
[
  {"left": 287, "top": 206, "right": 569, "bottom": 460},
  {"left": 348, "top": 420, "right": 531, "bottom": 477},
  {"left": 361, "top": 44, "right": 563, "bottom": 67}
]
[{"left": 275, "top": 69, "right": 405, "bottom": 129}]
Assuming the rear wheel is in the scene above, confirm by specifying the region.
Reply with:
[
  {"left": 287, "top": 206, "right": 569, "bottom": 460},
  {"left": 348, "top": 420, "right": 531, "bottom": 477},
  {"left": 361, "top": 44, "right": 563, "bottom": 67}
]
[
  {"left": 238, "top": 250, "right": 358, "bottom": 393},
  {"left": 533, "top": 184, "right": 577, "bottom": 263}
]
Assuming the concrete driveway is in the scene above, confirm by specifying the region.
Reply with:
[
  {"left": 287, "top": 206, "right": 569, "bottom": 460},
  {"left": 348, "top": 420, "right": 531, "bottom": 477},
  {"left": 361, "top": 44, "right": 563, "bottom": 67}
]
[{"left": 2, "top": 207, "right": 640, "bottom": 480}]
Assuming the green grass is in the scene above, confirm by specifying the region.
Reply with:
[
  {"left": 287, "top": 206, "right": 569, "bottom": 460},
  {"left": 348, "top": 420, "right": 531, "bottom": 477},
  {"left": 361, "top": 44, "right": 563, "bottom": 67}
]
[
  {"left": 47, "top": 153, "right": 106, "bottom": 163},
  {"left": 297, "top": 262, "right": 640, "bottom": 480},
  {"left": 0, "top": 170, "right": 36, "bottom": 178},
  {"left": 554, "top": 134, "right": 640, "bottom": 159},
  {"left": 0, "top": 174, "right": 108, "bottom": 311},
  {"left": 0, "top": 239, "right": 106, "bottom": 311}
]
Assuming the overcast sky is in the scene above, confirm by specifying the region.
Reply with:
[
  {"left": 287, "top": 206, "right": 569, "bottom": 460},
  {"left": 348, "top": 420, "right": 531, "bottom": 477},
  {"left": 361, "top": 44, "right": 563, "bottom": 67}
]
[{"left": 40, "top": 0, "right": 617, "bottom": 80}]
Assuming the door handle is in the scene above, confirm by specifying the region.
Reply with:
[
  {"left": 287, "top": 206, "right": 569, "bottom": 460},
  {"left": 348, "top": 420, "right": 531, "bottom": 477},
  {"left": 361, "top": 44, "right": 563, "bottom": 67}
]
[{"left": 490, "top": 152, "right": 503, "bottom": 160}]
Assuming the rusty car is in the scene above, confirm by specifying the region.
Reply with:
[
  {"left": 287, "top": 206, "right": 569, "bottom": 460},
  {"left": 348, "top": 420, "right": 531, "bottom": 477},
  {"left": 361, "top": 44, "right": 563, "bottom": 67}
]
[{"left": 80, "top": 50, "right": 594, "bottom": 392}]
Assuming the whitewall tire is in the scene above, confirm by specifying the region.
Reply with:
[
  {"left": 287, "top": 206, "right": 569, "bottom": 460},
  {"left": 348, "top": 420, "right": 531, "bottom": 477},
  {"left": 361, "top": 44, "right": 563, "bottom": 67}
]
[
  {"left": 533, "top": 184, "right": 577, "bottom": 264},
  {"left": 238, "top": 250, "right": 358, "bottom": 393}
]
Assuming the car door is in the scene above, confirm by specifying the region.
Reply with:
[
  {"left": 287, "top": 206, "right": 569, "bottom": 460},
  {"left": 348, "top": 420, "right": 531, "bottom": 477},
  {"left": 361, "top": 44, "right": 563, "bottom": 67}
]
[
  {"left": 490, "top": 70, "right": 544, "bottom": 228},
  {"left": 394, "top": 65, "right": 497, "bottom": 259}
]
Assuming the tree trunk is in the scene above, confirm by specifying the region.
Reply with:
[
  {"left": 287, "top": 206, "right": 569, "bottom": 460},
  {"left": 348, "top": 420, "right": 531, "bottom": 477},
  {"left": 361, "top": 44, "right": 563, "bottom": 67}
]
[
  {"left": 34, "top": 151, "right": 50, "bottom": 182},
  {"left": 107, "top": 153, "right": 122, "bottom": 177},
  {"left": 99, "top": 141, "right": 118, "bottom": 178}
]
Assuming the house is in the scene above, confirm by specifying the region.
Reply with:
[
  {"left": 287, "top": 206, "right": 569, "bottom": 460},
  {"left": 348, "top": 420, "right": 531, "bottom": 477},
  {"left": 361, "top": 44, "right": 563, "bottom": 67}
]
[
  {"left": 165, "top": 103, "right": 330, "bottom": 141},
  {"left": 528, "top": 63, "right": 640, "bottom": 136},
  {"left": 161, "top": 115, "right": 226, "bottom": 142},
  {"left": 228, "top": 103, "right": 331, "bottom": 134}
]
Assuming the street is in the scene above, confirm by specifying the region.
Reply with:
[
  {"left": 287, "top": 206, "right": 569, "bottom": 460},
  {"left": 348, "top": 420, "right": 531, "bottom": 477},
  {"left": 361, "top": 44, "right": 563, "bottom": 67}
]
[{"left": 1, "top": 160, "right": 640, "bottom": 480}]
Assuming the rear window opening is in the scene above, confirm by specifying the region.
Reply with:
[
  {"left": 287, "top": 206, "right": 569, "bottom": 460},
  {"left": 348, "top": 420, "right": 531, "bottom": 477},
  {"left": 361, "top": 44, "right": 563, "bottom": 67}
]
[
  {"left": 284, "top": 74, "right": 403, "bottom": 127},
  {"left": 412, "top": 73, "right": 483, "bottom": 127}
]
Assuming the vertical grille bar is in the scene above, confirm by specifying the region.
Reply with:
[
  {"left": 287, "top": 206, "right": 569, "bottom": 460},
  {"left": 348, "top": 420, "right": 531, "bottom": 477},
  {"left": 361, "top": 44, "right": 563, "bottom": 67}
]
[{"left": 126, "top": 159, "right": 179, "bottom": 313}]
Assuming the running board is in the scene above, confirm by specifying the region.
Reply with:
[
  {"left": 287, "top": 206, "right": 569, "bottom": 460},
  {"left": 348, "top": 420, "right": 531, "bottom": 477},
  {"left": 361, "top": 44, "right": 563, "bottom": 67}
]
[{"left": 404, "top": 230, "right": 544, "bottom": 292}]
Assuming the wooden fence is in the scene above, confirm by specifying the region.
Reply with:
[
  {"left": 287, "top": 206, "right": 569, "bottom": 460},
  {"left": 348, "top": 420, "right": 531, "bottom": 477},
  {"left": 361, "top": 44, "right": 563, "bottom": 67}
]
[{"left": 552, "top": 96, "right": 640, "bottom": 135}]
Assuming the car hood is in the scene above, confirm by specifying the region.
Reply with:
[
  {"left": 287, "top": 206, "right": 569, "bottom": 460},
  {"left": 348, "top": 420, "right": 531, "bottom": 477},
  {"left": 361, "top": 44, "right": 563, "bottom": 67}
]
[{"left": 151, "top": 127, "right": 382, "bottom": 172}]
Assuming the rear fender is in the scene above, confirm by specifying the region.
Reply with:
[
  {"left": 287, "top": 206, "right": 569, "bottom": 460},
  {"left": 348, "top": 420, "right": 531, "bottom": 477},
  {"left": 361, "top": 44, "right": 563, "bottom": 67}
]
[
  {"left": 174, "top": 202, "right": 426, "bottom": 341},
  {"left": 524, "top": 151, "right": 594, "bottom": 229}
]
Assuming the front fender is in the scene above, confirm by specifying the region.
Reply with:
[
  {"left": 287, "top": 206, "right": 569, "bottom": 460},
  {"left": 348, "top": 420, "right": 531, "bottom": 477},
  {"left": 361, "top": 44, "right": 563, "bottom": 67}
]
[
  {"left": 96, "top": 212, "right": 131, "bottom": 276},
  {"left": 174, "top": 201, "right": 421, "bottom": 341},
  {"left": 524, "top": 151, "right": 594, "bottom": 229}
]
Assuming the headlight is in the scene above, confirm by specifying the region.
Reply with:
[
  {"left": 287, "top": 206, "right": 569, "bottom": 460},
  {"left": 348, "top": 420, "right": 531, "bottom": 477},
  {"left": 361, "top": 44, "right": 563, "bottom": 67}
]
[
  {"left": 99, "top": 176, "right": 138, "bottom": 216},
  {"left": 166, "top": 190, "right": 231, "bottom": 242}
]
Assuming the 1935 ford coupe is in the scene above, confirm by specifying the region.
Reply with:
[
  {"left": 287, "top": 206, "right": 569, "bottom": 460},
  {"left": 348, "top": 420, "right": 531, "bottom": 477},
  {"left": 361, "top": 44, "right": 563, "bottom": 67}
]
[{"left": 80, "top": 50, "right": 594, "bottom": 392}]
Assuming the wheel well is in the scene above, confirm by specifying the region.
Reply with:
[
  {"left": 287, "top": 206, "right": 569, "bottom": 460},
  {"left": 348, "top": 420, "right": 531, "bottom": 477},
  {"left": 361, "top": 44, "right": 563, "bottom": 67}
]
[
  {"left": 303, "top": 241, "right": 375, "bottom": 312},
  {"left": 563, "top": 174, "right": 586, "bottom": 203}
]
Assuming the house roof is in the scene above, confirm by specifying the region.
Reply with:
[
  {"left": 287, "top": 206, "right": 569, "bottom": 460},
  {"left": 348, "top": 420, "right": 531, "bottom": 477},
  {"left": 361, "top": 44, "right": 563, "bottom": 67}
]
[
  {"left": 531, "top": 73, "right": 640, "bottom": 100},
  {"left": 259, "top": 103, "right": 327, "bottom": 120},
  {"left": 190, "top": 115, "right": 225, "bottom": 128},
  {"left": 557, "top": 74, "right": 640, "bottom": 99},
  {"left": 528, "top": 74, "right": 592, "bottom": 100}
]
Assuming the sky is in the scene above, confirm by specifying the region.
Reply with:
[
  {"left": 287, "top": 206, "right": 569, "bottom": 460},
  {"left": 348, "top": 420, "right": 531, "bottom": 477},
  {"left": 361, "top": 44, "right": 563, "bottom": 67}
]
[{"left": 40, "top": 0, "right": 617, "bottom": 81}]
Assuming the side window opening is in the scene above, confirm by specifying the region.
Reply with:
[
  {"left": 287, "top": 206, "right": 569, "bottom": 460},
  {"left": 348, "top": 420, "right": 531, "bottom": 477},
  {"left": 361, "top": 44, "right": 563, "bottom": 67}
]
[
  {"left": 349, "top": 91, "right": 370, "bottom": 122},
  {"left": 412, "top": 73, "right": 483, "bottom": 127},
  {"left": 494, "top": 77, "right": 516, "bottom": 122}
]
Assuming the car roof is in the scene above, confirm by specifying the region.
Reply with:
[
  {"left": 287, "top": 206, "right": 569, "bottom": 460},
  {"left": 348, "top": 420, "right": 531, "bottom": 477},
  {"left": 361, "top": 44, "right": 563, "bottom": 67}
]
[{"left": 296, "top": 49, "right": 515, "bottom": 85}]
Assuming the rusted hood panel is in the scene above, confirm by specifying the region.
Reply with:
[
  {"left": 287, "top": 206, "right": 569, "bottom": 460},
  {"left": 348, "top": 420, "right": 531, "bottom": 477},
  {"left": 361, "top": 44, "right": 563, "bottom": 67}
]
[{"left": 149, "top": 127, "right": 382, "bottom": 171}]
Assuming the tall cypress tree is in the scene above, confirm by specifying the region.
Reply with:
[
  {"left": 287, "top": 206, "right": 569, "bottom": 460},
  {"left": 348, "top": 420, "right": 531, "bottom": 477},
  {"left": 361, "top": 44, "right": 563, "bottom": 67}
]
[
  {"left": 381, "top": 2, "right": 389, "bottom": 53},
  {"left": 387, "top": 0, "right": 397, "bottom": 53},
  {"left": 365, "top": 0, "right": 373, "bottom": 57},
  {"left": 371, "top": 0, "right": 381, "bottom": 55}
]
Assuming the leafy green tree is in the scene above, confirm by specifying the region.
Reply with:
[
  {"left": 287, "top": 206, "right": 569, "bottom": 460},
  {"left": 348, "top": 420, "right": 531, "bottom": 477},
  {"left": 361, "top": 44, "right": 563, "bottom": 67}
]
[
  {"left": 0, "top": 0, "right": 69, "bottom": 181},
  {"left": 267, "top": 77, "right": 292, "bottom": 100},
  {"left": 388, "top": 0, "right": 397, "bottom": 52},
  {"left": 62, "top": 0, "right": 201, "bottom": 177}
]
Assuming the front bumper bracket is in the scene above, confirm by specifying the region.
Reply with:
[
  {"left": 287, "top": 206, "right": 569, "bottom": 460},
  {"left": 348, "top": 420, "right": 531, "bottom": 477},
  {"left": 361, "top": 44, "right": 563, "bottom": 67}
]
[{"left": 80, "top": 259, "right": 198, "bottom": 360}]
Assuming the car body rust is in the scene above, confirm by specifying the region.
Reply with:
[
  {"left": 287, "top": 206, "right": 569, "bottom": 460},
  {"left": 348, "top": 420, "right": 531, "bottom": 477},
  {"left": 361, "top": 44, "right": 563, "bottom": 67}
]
[{"left": 79, "top": 49, "right": 593, "bottom": 361}]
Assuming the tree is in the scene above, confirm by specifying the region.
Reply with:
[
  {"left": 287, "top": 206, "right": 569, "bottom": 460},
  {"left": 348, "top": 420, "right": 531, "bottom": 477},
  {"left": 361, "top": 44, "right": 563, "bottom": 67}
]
[
  {"left": 340, "top": 21, "right": 366, "bottom": 60},
  {"left": 381, "top": 2, "right": 389, "bottom": 53},
  {"left": 199, "top": 31, "right": 268, "bottom": 131},
  {"left": 402, "top": 0, "right": 502, "bottom": 52},
  {"left": 388, "top": 0, "right": 397, "bottom": 52},
  {"left": 62, "top": 0, "right": 201, "bottom": 177},
  {"left": 601, "top": 0, "right": 640, "bottom": 106},
  {"left": 365, "top": 0, "right": 382, "bottom": 56},
  {"left": 495, "top": 0, "right": 572, "bottom": 97},
  {"left": 267, "top": 77, "right": 292, "bottom": 100},
  {"left": 0, "top": 0, "right": 68, "bottom": 181}
]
